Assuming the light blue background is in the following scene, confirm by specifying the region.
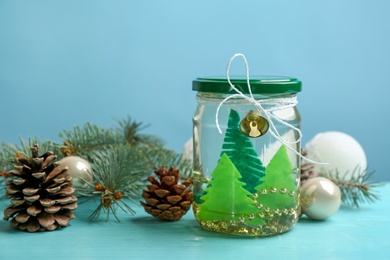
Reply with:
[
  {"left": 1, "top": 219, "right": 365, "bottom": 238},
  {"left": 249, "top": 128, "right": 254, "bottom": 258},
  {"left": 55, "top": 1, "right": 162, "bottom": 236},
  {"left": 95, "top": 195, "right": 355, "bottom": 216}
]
[{"left": 0, "top": 1, "right": 389, "bottom": 181}]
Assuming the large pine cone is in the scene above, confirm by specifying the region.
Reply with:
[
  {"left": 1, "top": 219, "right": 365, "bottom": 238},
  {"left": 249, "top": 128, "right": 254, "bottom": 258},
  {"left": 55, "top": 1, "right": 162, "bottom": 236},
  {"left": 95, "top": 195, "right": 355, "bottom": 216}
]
[
  {"left": 141, "top": 166, "right": 193, "bottom": 221},
  {"left": 3, "top": 144, "right": 77, "bottom": 232}
]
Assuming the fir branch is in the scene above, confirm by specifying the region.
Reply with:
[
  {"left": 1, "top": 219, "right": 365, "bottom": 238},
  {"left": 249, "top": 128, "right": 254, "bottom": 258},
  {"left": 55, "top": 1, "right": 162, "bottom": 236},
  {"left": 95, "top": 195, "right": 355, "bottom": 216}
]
[
  {"left": 117, "top": 115, "right": 148, "bottom": 138},
  {"left": 116, "top": 115, "right": 166, "bottom": 148},
  {"left": 319, "top": 168, "right": 383, "bottom": 207},
  {"left": 58, "top": 117, "right": 166, "bottom": 161},
  {"left": 58, "top": 122, "right": 123, "bottom": 159},
  {"left": 117, "top": 115, "right": 147, "bottom": 145},
  {"left": 78, "top": 145, "right": 151, "bottom": 222}
]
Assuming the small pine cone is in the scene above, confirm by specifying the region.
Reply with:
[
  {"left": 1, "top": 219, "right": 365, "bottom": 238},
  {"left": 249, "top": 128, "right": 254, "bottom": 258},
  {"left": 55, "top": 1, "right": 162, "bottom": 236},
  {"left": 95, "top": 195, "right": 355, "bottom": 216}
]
[
  {"left": 3, "top": 144, "right": 77, "bottom": 232},
  {"left": 300, "top": 149, "right": 318, "bottom": 185},
  {"left": 141, "top": 166, "right": 193, "bottom": 221}
]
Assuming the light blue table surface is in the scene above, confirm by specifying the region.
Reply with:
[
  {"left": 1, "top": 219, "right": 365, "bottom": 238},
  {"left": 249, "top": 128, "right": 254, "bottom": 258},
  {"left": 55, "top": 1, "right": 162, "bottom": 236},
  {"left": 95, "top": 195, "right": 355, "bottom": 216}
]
[{"left": 0, "top": 183, "right": 388, "bottom": 260}]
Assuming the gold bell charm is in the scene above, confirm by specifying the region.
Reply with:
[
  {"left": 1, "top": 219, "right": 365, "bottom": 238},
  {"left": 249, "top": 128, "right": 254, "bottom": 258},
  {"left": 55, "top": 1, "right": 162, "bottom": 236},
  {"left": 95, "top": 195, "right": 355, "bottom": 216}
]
[{"left": 239, "top": 110, "right": 269, "bottom": 138}]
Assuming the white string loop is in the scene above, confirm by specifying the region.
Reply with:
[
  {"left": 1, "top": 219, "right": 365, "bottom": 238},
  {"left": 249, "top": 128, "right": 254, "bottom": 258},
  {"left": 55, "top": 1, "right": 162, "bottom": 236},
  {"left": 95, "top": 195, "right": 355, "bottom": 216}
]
[{"left": 215, "top": 53, "right": 326, "bottom": 165}]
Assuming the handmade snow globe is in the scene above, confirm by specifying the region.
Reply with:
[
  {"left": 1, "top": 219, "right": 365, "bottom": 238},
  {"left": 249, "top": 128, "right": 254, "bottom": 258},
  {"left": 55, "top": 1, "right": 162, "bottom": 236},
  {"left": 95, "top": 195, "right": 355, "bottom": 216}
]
[{"left": 192, "top": 75, "right": 302, "bottom": 236}]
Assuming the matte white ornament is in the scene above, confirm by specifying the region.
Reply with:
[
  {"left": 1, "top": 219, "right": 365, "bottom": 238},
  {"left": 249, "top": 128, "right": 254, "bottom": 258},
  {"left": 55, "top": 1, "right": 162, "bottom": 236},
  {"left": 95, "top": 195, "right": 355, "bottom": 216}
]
[
  {"left": 305, "top": 131, "right": 367, "bottom": 180},
  {"left": 58, "top": 156, "right": 93, "bottom": 189},
  {"left": 300, "top": 177, "right": 341, "bottom": 220}
]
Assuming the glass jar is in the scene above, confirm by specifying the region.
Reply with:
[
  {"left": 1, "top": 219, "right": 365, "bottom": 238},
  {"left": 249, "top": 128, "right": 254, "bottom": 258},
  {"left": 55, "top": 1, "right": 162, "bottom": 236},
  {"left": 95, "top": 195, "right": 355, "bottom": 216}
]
[{"left": 192, "top": 76, "right": 302, "bottom": 236}]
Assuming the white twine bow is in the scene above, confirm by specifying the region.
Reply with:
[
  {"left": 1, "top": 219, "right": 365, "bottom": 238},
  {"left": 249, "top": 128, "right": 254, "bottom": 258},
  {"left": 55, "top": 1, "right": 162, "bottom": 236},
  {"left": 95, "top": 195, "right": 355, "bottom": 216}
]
[{"left": 215, "top": 53, "right": 326, "bottom": 165}]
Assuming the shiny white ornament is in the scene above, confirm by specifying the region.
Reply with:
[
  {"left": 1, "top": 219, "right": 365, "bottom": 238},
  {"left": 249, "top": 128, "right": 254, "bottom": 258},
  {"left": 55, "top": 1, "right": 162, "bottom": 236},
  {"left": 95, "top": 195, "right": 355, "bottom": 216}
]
[
  {"left": 300, "top": 177, "right": 341, "bottom": 220},
  {"left": 58, "top": 156, "right": 93, "bottom": 189},
  {"left": 305, "top": 131, "right": 367, "bottom": 180}
]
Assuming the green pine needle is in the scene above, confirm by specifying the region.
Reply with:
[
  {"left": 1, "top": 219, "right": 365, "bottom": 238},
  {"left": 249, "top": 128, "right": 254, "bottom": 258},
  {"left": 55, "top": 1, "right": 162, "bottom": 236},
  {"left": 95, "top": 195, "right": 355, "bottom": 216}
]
[{"left": 116, "top": 115, "right": 165, "bottom": 147}]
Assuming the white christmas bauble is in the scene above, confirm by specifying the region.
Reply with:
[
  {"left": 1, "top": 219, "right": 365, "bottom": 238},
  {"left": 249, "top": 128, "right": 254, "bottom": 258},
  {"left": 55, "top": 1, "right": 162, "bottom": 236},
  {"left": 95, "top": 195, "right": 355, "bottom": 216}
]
[
  {"left": 58, "top": 156, "right": 93, "bottom": 189},
  {"left": 300, "top": 177, "right": 341, "bottom": 220},
  {"left": 305, "top": 131, "right": 367, "bottom": 180}
]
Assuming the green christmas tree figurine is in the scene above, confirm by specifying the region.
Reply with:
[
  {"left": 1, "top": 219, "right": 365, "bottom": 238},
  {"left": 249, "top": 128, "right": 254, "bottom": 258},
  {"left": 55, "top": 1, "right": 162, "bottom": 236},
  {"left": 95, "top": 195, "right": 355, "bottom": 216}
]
[
  {"left": 255, "top": 145, "right": 298, "bottom": 211},
  {"left": 220, "top": 109, "right": 266, "bottom": 193},
  {"left": 197, "top": 153, "right": 264, "bottom": 225}
]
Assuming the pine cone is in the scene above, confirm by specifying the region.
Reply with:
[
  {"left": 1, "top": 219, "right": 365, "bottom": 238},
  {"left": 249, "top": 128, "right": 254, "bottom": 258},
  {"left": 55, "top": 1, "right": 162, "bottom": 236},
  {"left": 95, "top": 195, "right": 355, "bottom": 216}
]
[
  {"left": 3, "top": 144, "right": 77, "bottom": 232},
  {"left": 300, "top": 149, "right": 318, "bottom": 185},
  {"left": 141, "top": 166, "right": 193, "bottom": 221}
]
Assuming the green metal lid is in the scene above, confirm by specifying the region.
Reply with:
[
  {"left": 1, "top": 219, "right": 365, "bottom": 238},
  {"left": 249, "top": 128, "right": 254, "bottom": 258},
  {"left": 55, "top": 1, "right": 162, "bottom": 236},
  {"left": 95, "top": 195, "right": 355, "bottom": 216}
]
[{"left": 192, "top": 76, "right": 301, "bottom": 94}]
